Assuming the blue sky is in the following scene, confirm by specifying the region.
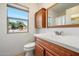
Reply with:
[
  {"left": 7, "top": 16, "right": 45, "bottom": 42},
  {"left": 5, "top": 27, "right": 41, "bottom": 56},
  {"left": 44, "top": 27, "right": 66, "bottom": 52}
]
[{"left": 8, "top": 7, "right": 29, "bottom": 20}]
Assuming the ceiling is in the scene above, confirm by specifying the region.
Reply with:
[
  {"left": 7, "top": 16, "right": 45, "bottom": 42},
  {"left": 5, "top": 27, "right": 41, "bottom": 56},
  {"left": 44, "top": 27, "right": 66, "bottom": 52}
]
[{"left": 48, "top": 3, "right": 79, "bottom": 14}]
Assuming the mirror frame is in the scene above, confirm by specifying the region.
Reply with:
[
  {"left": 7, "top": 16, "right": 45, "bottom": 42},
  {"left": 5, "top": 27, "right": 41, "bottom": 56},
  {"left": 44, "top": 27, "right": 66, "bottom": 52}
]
[{"left": 47, "top": 3, "right": 79, "bottom": 28}]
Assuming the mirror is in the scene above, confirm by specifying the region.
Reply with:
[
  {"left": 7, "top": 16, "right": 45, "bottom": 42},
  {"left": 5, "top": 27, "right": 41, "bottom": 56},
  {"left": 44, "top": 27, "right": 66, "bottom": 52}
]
[
  {"left": 48, "top": 3, "right": 79, "bottom": 28},
  {"left": 71, "top": 14, "right": 79, "bottom": 24}
]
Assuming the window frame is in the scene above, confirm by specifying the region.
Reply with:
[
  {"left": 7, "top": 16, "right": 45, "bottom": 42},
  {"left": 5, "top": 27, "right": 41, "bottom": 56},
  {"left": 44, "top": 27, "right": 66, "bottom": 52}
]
[{"left": 7, "top": 4, "right": 29, "bottom": 33}]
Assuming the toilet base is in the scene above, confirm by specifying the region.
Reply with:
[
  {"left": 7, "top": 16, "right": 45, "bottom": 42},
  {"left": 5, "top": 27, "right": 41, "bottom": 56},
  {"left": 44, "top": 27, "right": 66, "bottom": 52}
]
[{"left": 25, "top": 50, "right": 34, "bottom": 56}]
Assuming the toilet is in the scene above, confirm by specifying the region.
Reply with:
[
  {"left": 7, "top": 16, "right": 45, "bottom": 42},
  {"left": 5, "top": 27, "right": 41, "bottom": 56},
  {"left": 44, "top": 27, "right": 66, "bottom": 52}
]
[{"left": 24, "top": 42, "right": 35, "bottom": 56}]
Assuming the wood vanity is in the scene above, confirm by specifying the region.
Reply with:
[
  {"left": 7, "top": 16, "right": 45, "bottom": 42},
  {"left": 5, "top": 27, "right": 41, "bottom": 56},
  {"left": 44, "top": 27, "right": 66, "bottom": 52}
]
[{"left": 35, "top": 37, "right": 79, "bottom": 56}]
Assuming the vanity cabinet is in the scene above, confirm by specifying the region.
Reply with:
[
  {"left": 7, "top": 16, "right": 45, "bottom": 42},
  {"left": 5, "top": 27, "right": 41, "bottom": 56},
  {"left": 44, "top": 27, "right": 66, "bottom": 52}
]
[
  {"left": 35, "top": 43, "right": 44, "bottom": 56},
  {"left": 35, "top": 8, "right": 47, "bottom": 28},
  {"left": 35, "top": 37, "right": 79, "bottom": 56},
  {"left": 45, "top": 50, "right": 53, "bottom": 56}
]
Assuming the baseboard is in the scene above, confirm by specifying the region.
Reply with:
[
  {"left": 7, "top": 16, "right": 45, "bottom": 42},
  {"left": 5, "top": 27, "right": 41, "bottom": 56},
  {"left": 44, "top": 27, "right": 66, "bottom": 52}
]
[{"left": 16, "top": 51, "right": 26, "bottom": 56}]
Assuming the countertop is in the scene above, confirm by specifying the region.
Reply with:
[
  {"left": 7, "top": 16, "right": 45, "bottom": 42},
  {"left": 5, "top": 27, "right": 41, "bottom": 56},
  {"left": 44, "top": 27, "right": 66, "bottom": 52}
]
[{"left": 34, "top": 33, "right": 79, "bottom": 53}]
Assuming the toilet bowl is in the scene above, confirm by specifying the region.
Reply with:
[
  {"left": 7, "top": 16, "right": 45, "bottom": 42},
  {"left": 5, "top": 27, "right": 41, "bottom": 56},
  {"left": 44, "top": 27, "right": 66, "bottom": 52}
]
[{"left": 24, "top": 42, "right": 35, "bottom": 56}]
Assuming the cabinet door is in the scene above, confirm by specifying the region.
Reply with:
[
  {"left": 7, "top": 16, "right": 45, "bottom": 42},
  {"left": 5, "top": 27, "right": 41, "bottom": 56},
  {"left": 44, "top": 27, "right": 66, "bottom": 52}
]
[
  {"left": 45, "top": 50, "right": 57, "bottom": 56},
  {"left": 35, "top": 8, "right": 46, "bottom": 28},
  {"left": 36, "top": 12, "right": 42, "bottom": 28},
  {"left": 35, "top": 44, "right": 44, "bottom": 56},
  {"left": 45, "top": 51, "right": 53, "bottom": 56}
]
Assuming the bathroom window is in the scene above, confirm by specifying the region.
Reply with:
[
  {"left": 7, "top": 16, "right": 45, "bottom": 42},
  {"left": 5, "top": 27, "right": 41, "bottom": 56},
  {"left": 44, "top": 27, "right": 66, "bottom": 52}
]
[
  {"left": 7, "top": 5, "right": 29, "bottom": 33},
  {"left": 48, "top": 17, "right": 55, "bottom": 26}
]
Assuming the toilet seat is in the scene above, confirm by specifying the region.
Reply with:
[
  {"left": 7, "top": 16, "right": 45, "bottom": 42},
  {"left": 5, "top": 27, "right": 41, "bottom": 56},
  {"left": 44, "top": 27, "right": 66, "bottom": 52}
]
[{"left": 24, "top": 42, "right": 35, "bottom": 51}]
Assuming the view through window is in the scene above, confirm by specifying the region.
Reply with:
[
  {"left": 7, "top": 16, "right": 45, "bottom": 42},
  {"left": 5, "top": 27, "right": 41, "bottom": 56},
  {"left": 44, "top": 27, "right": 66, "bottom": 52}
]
[{"left": 7, "top": 5, "right": 29, "bottom": 33}]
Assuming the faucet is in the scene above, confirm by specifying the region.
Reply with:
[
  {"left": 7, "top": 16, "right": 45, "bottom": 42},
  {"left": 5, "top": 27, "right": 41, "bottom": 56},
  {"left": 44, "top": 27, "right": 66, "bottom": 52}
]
[{"left": 54, "top": 31, "right": 63, "bottom": 35}]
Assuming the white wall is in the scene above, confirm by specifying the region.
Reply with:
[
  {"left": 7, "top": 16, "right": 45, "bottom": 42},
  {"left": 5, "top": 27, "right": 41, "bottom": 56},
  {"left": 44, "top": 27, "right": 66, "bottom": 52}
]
[
  {"left": 0, "top": 3, "right": 38, "bottom": 56},
  {"left": 39, "top": 28, "right": 79, "bottom": 36},
  {"left": 37, "top": 3, "right": 55, "bottom": 10}
]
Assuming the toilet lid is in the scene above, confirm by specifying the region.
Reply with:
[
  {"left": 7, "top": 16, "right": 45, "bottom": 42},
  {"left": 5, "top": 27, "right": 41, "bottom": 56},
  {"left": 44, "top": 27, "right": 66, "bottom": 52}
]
[{"left": 24, "top": 42, "right": 35, "bottom": 48}]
